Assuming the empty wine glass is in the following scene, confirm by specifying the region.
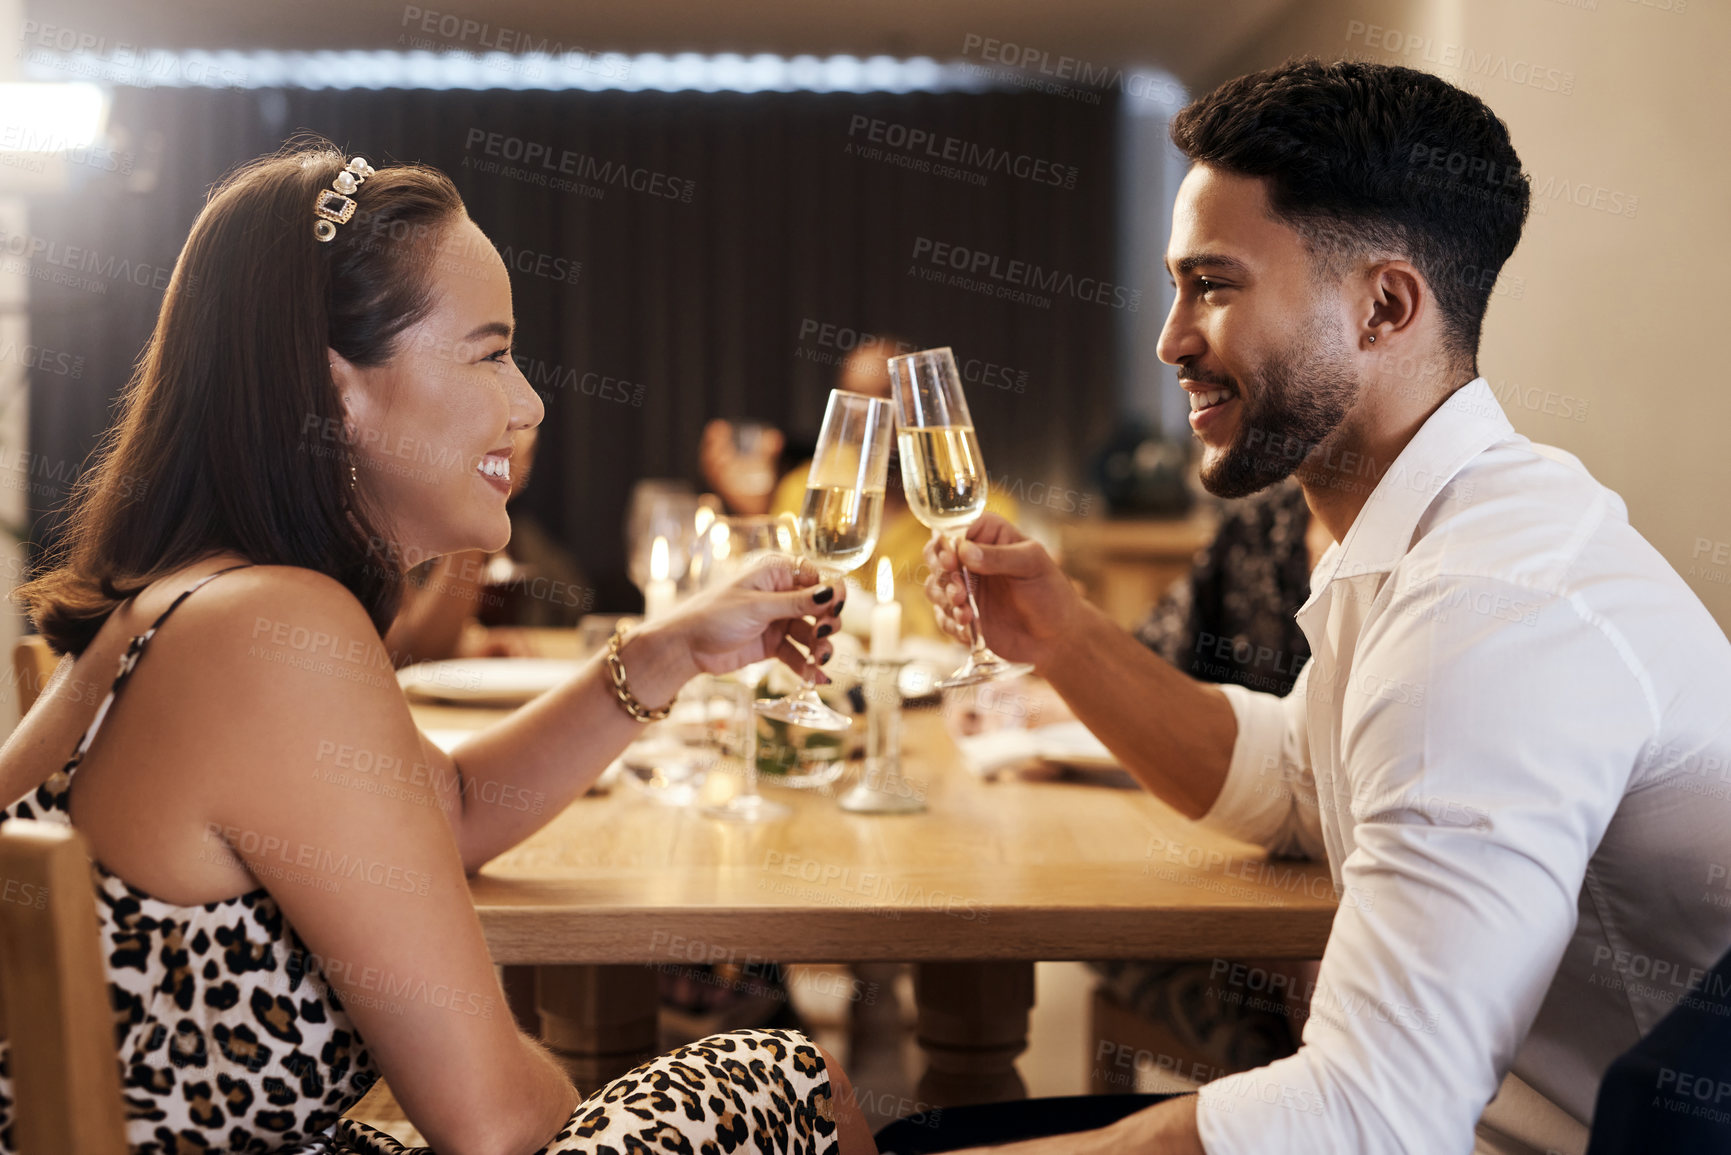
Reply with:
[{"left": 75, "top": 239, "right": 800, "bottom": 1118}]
[
  {"left": 701, "top": 674, "right": 790, "bottom": 822},
  {"left": 692, "top": 513, "right": 791, "bottom": 591},
  {"left": 754, "top": 390, "right": 894, "bottom": 730},
  {"left": 729, "top": 420, "right": 779, "bottom": 504},
  {"left": 888, "top": 347, "right": 1034, "bottom": 688},
  {"left": 624, "top": 481, "right": 697, "bottom": 599}
]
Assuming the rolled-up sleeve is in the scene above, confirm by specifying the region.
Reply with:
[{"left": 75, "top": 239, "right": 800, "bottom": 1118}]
[
  {"left": 1197, "top": 660, "right": 1325, "bottom": 859},
  {"left": 1195, "top": 581, "right": 1654, "bottom": 1155}
]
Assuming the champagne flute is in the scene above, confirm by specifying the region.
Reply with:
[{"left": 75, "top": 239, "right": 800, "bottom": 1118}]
[
  {"left": 888, "top": 347, "right": 1034, "bottom": 688},
  {"left": 755, "top": 389, "right": 894, "bottom": 731}
]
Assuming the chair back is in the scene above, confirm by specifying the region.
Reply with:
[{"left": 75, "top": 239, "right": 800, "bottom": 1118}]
[
  {"left": 0, "top": 819, "right": 128, "bottom": 1155},
  {"left": 11, "top": 636, "right": 60, "bottom": 717}
]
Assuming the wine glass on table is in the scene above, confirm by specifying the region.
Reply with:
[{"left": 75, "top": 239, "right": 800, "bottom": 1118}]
[
  {"left": 624, "top": 480, "right": 697, "bottom": 609},
  {"left": 753, "top": 389, "right": 894, "bottom": 731},
  {"left": 888, "top": 346, "right": 1034, "bottom": 688},
  {"left": 700, "top": 672, "right": 790, "bottom": 823},
  {"left": 699, "top": 513, "right": 803, "bottom": 823}
]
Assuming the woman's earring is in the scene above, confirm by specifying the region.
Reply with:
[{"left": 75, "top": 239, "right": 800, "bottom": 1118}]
[
  {"left": 349, "top": 459, "right": 358, "bottom": 491},
  {"left": 1367, "top": 334, "right": 1377, "bottom": 344}
]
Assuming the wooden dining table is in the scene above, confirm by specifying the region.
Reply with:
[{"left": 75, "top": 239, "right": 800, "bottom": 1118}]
[{"left": 411, "top": 629, "right": 1338, "bottom": 1105}]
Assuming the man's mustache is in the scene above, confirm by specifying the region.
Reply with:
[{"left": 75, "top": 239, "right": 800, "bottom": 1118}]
[{"left": 1177, "top": 366, "right": 1239, "bottom": 391}]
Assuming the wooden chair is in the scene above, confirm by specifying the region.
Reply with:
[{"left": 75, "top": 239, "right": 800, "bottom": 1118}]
[
  {"left": 11, "top": 636, "right": 60, "bottom": 718},
  {"left": 0, "top": 818, "right": 127, "bottom": 1155},
  {"left": 1088, "top": 982, "right": 1229, "bottom": 1094}
]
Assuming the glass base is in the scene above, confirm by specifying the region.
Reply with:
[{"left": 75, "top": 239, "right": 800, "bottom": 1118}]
[
  {"left": 763, "top": 758, "right": 848, "bottom": 790},
  {"left": 617, "top": 734, "right": 709, "bottom": 807},
  {"left": 934, "top": 651, "right": 1035, "bottom": 690},
  {"left": 619, "top": 762, "right": 707, "bottom": 807},
  {"left": 754, "top": 692, "right": 854, "bottom": 731},
  {"left": 701, "top": 792, "right": 791, "bottom": 823},
  {"left": 837, "top": 781, "right": 927, "bottom": 813}
]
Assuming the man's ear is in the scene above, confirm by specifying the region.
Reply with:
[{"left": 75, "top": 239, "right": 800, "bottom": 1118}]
[{"left": 1359, "top": 259, "right": 1426, "bottom": 350}]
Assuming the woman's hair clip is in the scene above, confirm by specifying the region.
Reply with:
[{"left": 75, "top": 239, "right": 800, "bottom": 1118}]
[{"left": 313, "top": 156, "right": 378, "bottom": 243}]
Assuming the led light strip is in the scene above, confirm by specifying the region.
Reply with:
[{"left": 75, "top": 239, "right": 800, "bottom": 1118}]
[{"left": 21, "top": 48, "right": 1017, "bottom": 94}]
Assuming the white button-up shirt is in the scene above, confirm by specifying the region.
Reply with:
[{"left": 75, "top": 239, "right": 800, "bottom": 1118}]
[{"left": 1193, "top": 377, "right": 1731, "bottom": 1155}]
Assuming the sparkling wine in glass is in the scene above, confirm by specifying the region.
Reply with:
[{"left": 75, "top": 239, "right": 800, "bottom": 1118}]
[
  {"left": 889, "top": 346, "right": 1034, "bottom": 688},
  {"left": 755, "top": 389, "right": 893, "bottom": 731}
]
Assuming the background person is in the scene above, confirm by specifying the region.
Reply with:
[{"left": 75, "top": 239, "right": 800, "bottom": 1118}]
[
  {"left": 387, "top": 426, "right": 591, "bottom": 667},
  {"left": 1092, "top": 476, "right": 1329, "bottom": 1081}
]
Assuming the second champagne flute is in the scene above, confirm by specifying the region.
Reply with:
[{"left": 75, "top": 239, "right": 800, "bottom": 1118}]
[
  {"left": 888, "top": 346, "right": 1035, "bottom": 688},
  {"left": 754, "top": 389, "right": 894, "bottom": 730}
]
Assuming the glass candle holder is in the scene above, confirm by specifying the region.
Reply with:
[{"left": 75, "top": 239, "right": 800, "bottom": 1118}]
[{"left": 838, "top": 657, "right": 926, "bottom": 814}]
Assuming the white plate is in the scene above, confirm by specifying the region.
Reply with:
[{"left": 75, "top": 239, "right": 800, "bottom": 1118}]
[
  {"left": 398, "top": 658, "right": 582, "bottom": 706},
  {"left": 1033, "top": 722, "right": 1121, "bottom": 770}
]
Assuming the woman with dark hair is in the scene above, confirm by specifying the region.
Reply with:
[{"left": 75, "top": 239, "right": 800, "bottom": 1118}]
[{"left": 0, "top": 145, "right": 874, "bottom": 1155}]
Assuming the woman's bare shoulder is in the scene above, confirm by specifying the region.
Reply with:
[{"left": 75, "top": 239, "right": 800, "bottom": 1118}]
[
  {"left": 186, "top": 561, "right": 369, "bottom": 611},
  {"left": 136, "top": 562, "right": 403, "bottom": 724},
  {"left": 162, "top": 562, "right": 377, "bottom": 640}
]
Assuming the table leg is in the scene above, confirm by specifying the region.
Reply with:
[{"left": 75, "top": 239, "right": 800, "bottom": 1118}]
[
  {"left": 913, "top": 961, "right": 1035, "bottom": 1107},
  {"left": 534, "top": 965, "right": 659, "bottom": 1095}
]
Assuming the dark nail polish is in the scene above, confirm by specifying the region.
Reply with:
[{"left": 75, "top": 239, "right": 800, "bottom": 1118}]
[
  {"left": 819, "top": 649, "right": 833, "bottom": 665},
  {"left": 812, "top": 585, "right": 835, "bottom": 604},
  {"left": 817, "top": 623, "right": 834, "bottom": 638}
]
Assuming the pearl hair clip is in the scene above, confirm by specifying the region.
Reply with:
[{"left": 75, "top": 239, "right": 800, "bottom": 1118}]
[{"left": 312, "top": 156, "right": 377, "bottom": 243}]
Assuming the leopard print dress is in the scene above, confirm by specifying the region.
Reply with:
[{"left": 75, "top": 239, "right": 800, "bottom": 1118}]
[{"left": 0, "top": 566, "right": 840, "bottom": 1154}]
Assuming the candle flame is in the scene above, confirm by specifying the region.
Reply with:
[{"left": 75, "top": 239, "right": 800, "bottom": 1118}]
[
  {"left": 650, "top": 535, "right": 669, "bottom": 582},
  {"left": 710, "top": 522, "right": 731, "bottom": 561},
  {"left": 694, "top": 506, "right": 715, "bottom": 537},
  {"left": 876, "top": 556, "right": 894, "bottom": 603}
]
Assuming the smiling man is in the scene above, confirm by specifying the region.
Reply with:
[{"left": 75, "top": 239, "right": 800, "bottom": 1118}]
[{"left": 904, "top": 59, "right": 1731, "bottom": 1155}]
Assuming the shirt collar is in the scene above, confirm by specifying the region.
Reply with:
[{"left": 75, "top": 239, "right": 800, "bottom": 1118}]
[{"left": 1308, "top": 376, "right": 1515, "bottom": 591}]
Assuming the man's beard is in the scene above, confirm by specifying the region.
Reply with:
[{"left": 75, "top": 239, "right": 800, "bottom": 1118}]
[{"left": 1191, "top": 313, "right": 1360, "bottom": 500}]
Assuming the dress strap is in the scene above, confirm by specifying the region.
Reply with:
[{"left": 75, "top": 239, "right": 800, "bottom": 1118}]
[{"left": 60, "top": 564, "right": 254, "bottom": 780}]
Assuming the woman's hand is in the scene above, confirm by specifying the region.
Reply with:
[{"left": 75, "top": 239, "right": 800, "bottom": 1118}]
[{"left": 661, "top": 553, "right": 845, "bottom": 681}]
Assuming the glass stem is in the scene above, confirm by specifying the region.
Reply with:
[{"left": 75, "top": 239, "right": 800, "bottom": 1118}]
[
  {"left": 796, "top": 565, "right": 834, "bottom": 693},
  {"left": 736, "top": 682, "right": 761, "bottom": 799},
  {"left": 947, "top": 531, "right": 992, "bottom": 657},
  {"left": 741, "top": 739, "right": 760, "bottom": 799}
]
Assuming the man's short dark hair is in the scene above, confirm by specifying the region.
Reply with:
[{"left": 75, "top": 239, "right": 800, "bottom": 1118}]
[{"left": 1171, "top": 58, "right": 1530, "bottom": 364}]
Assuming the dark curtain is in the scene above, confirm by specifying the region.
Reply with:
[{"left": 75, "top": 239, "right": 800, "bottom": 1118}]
[{"left": 27, "top": 82, "right": 1121, "bottom": 610}]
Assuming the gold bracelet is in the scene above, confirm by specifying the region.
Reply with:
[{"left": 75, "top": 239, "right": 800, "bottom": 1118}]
[{"left": 605, "top": 623, "right": 672, "bottom": 723}]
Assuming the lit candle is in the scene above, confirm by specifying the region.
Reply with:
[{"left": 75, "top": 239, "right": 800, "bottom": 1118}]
[
  {"left": 645, "top": 535, "right": 677, "bottom": 620},
  {"left": 870, "top": 557, "right": 902, "bottom": 657},
  {"left": 838, "top": 576, "right": 871, "bottom": 638}
]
